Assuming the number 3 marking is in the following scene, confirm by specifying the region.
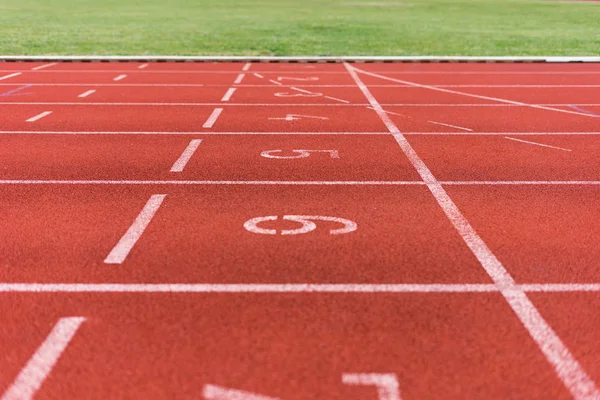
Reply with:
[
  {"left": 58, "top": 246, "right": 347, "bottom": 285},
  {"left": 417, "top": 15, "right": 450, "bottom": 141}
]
[
  {"left": 260, "top": 150, "right": 339, "bottom": 159},
  {"left": 244, "top": 215, "right": 357, "bottom": 235}
]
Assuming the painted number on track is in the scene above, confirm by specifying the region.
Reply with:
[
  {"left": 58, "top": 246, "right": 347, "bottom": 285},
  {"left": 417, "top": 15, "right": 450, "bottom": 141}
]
[
  {"left": 260, "top": 149, "right": 339, "bottom": 159},
  {"left": 244, "top": 215, "right": 357, "bottom": 235}
]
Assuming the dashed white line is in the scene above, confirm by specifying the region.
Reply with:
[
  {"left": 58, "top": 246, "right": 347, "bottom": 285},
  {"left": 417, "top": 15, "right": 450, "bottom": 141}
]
[
  {"left": 138, "top": 63, "right": 148, "bottom": 69},
  {"left": 242, "top": 62, "right": 251, "bottom": 71},
  {"left": 253, "top": 73, "right": 264, "bottom": 79},
  {"left": 170, "top": 139, "right": 202, "bottom": 172},
  {"left": 428, "top": 120, "right": 473, "bottom": 131},
  {"left": 221, "top": 88, "right": 237, "bottom": 102},
  {"left": 342, "top": 373, "right": 401, "bottom": 400},
  {"left": 504, "top": 136, "right": 572, "bottom": 152},
  {"left": 233, "top": 73, "right": 245, "bottom": 84},
  {"left": 203, "top": 108, "right": 223, "bottom": 128},
  {"left": 104, "top": 194, "right": 166, "bottom": 264},
  {"left": 345, "top": 62, "right": 600, "bottom": 400},
  {"left": 0, "top": 72, "right": 22, "bottom": 81},
  {"left": 31, "top": 63, "right": 57, "bottom": 71},
  {"left": 25, "top": 111, "right": 52, "bottom": 122},
  {"left": 113, "top": 74, "right": 127, "bottom": 81},
  {"left": 77, "top": 90, "right": 96, "bottom": 98},
  {"left": 1, "top": 317, "right": 85, "bottom": 400}
]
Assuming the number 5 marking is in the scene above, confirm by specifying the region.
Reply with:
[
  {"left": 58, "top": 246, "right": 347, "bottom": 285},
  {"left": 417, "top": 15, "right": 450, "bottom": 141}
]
[
  {"left": 342, "top": 373, "right": 401, "bottom": 400},
  {"left": 244, "top": 215, "right": 357, "bottom": 235},
  {"left": 260, "top": 150, "right": 339, "bottom": 159}
]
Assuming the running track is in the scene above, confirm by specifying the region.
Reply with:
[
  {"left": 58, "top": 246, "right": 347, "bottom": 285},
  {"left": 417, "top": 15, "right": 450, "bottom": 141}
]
[{"left": 1, "top": 61, "right": 600, "bottom": 400}]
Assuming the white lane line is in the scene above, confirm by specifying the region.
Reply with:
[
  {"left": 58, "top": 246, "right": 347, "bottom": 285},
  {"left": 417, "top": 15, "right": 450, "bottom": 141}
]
[
  {"left": 0, "top": 130, "right": 388, "bottom": 135},
  {"left": 203, "top": 384, "right": 279, "bottom": 400},
  {"left": 504, "top": 136, "right": 572, "bottom": 152},
  {"left": 138, "top": 63, "right": 148, "bottom": 69},
  {"left": 1, "top": 317, "right": 85, "bottom": 400},
  {"left": 428, "top": 120, "right": 473, "bottom": 132},
  {"left": 25, "top": 111, "right": 52, "bottom": 122},
  {"left": 233, "top": 73, "right": 245, "bottom": 84},
  {"left": 324, "top": 95, "right": 350, "bottom": 104},
  {"left": 342, "top": 373, "right": 401, "bottom": 400},
  {"left": 170, "top": 139, "right": 202, "bottom": 172},
  {"left": 1, "top": 283, "right": 600, "bottom": 293},
  {"left": 113, "top": 74, "right": 127, "bottom": 81},
  {"left": 253, "top": 73, "right": 264, "bottom": 79},
  {"left": 203, "top": 108, "right": 223, "bottom": 128},
  {"left": 242, "top": 63, "right": 251, "bottom": 71},
  {"left": 351, "top": 66, "right": 600, "bottom": 119},
  {"left": 77, "top": 90, "right": 96, "bottom": 98},
  {"left": 345, "top": 62, "right": 600, "bottom": 400},
  {"left": 221, "top": 88, "right": 236, "bottom": 102},
  {"left": 104, "top": 194, "right": 166, "bottom": 264},
  {"left": 31, "top": 63, "right": 57, "bottom": 71},
  {"left": 0, "top": 72, "right": 22, "bottom": 81}
]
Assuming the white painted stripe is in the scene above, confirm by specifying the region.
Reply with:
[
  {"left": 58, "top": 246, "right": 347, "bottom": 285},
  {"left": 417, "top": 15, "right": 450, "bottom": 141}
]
[
  {"left": 113, "top": 74, "right": 127, "bottom": 81},
  {"left": 0, "top": 130, "right": 388, "bottom": 135},
  {"left": 428, "top": 120, "right": 473, "bottom": 132},
  {"left": 203, "top": 108, "right": 223, "bottom": 128},
  {"left": 77, "top": 90, "right": 95, "bottom": 98},
  {"left": 351, "top": 66, "right": 599, "bottom": 119},
  {"left": 104, "top": 194, "right": 166, "bottom": 264},
  {"left": 504, "top": 136, "right": 572, "bottom": 152},
  {"left": 1, "top": 317, "right": 85, "bottom": 400},
  {"left": 0, "top": 283, "right": 599, "bottom": 293},
  {"left": 242, "top": 63, "right": 251, "bottom": 71},
  {"left": 345, "top": 62, "right": 600, "bottom": 400},
  {"left": 138, "top": 63, "right": 148, "bottom": 69},
  {"left": 30, "top": 63, "right": 57, "bottom": 71},
  {"left": 342, "top": 373, "right": 401, "bottom": 400},
  {"left": 170, "top": 139, "right": 202, "bottom": 172},
  {"left": 25, "top": 111, "right": 52, "bottom": 122},
  {"left": 203, "top": 384, "right": 279, "bottom": 400},
  {"left": 324, "top": 95, "right": 350, "bottom": 104},
  {"left": 253, "top": 73, "right": 264, "bottom": 79},
  {"left": 221, "top": 88, "right": 236, "bottom": 102},
  {"left": 0, "top": 72, "right": 22, "bottom": 81},
  {"left": 233, "top": 73, "right": 245, "bottom": 84}
]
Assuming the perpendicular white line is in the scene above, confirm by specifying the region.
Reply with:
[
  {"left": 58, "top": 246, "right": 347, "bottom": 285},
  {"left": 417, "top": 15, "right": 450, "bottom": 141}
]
[
  {"left": 504, "top": 136, "right": 572, "bottom": 152},
  {"left": 233, "top": 73, "right": 245, "bottom": 84},
  {"left": 138, "top": 63, "right": 148, "bottom": 69},
  {"left": 428, "top": 120, "right": 473, "bottom": 132},
  {"left": 1, "top": 317, "right": 85, "bottom": 400},
  {"left": 345, "top": 62, "right": 600, "bottom": 400},
  {"left": 113, "top": 74, "right": 127, "bottom": 81},
  {"left": 203, "top": 384, "right": 279, "bottom": 400},
  {"left": 25, "top": 111, "right": 52, "bottom": 122},
  {"left": 242, "top": 63, "right": 251, "bottom": 71},
  {"left": 221, "top": 88, "right": 237, "bottom": 102},
  {"left": 77, "top": 90, "right": 96, "bottom": 98},
  {"left": 203, "top": 108, "right": 223, "bottom": 128},
  {"left": 31, "top": 63, "right": 57, "bottom": 71},
  {"left": 0, "top": 72, "right": 22, "bottom": 81},
  {"left": 170, "top": 139, "right": 202, "bottom": 172},
  {"left": 104, "top": 194, "right": 166, "bottom": 264}
]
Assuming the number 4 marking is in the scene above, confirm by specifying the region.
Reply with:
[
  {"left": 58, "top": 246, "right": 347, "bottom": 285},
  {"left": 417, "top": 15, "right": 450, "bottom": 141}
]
[
  {"left": 268, "top": 114, "right": 329, "bottom": 121},
  {"left": 342, "top": 373, "right": 401, "bottom": 400}
]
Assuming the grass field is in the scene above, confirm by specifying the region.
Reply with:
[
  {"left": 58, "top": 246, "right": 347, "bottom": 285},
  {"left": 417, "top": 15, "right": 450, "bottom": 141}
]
[{"left": 1, "top": 0, "right": 599, "bottom": 56}]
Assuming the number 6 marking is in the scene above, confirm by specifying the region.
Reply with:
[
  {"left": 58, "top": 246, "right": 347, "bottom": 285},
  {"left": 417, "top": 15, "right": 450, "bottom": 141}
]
[
  {"left": 244, "top": 215, "right": 357, "bottom": 235},
  {"left": 260, "top": 150, "right": 339, "bottom": 159}
]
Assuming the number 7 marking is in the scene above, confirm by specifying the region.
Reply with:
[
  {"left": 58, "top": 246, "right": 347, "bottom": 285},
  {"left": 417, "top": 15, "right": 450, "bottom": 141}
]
[{"left": 342, "top": 373, "right": 401, "bottom": 400}]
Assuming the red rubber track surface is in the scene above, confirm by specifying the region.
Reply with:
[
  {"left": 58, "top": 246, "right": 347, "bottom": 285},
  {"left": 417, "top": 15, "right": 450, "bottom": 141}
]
[{"left": 1, "top": 61, "right": 600, "bottom": 400}]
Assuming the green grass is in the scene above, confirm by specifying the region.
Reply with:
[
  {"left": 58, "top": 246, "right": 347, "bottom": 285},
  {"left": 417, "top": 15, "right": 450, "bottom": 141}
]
[{"left": 1, "top": 0, "right": 599, "bottom": 56}]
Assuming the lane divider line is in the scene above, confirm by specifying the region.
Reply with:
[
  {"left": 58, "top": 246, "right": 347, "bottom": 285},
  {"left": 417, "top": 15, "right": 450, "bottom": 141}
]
[
  {"left": 220, "top": 88, "right": 237, "bottom": 102},
  {"left": 25, "top": 111, "right": 52, "bottom": 122},
  {"left": 104, "top": 194, "right": 166, "bottom": 264},
  {"left": 31, "top": 63, "right": 57, "bottom": 71},
  {"left": 170, "top": 139, "right": 202, "bottom": 172},
  {"left": 504, "top": 136, "right": 572, "bottom": 152},
  {"left": 113, "top": 74, "right": 127, "bottom": 81},
  {"left": 233, "top": 73, "right": 245, "bottom": 84},
  {"left": 1, "top": 317, "right": 86, "bottom": 400},
  {"left": 345, "top": 61, "right": 600, "bottom": 400},
  {"left": 0, "top": 72, "right": 22, "bottom": 81},
  {"left": 203, "top": 108, "right": 223, "bottom": 128},
  {"left": 77, "top": 90, "right": 96, "bottom": 98}
]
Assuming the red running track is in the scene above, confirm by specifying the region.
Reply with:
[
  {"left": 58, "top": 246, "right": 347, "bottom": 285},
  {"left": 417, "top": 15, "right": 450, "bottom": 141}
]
[{"left": 1, "top": 61, "right": 600, "bottom": 400}]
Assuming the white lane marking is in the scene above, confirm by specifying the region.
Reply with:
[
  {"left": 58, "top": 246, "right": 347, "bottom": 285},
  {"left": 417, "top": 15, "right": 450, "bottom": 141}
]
[
  {"left": 351, "top": 66, "right": 600, "bottom": 119},
  {"left": 368, "top": 107, "right": 406, "bottom": 117},
  {"left": 342, "top": 373, "right": 401, "bottom": 400},
  {"left": 203, "top": 108, "right": 223, "bottom": 128},
  {"left": 113, "top": 74, "right": 127, "bottom": 81},
  {"left": 345, "top": 62, "right": 600, "bottom": 400},
  {"left": 170, "top": 139, "right": 202, "bottom": 172},
  {"left": 253, "top": 73, "right": 264, "bottom": 79},
  {"left": 77, "top": 90, "right": 96, "bottom": 98},
  {"left": 31, "top": 63, "right": 57, "bottom": 71},
  {"left": 324, "top": 95, "right": 350, "bottom": 103},
  {"left": 203, "top": 384, "right": 279, "bottom": 400},
  {"left": 138, "top": 63, "right": 148, "bottom": 69},
  {"left": 244, "top": 215, "right": 356, "bottom": 235},
  {"left": 0, "top": 72, "right": 22, "bottom": 81},
  {"left": 1, "top": 317, "right": 86, "bottom": 400},
  {"left": 0, "top": 130, "right": 387, "bottom": 135},
  {"left": 428, "top": 120, "right": 473, "bottom": 132},
  {"left": 104, "top": 194, "right": 166, "bottom": 264},
  {"left": 504, "top": 136, "right": 572, "bottom": 152},
  {"left": 221, "top": 88, "right": 237, "bottom": 102},
  {"left": 260, "top": 149, "right": 339, "bottom": 159},
  {"left": 242, "top": 63, "right": 251, "bottom": 71},
  {"left": 233, "top": 73, "right": 245, "bottom": 84},
  {"left": 25, "top": 111, "right": 52, "bottom": 122},
  {"left": 268, "top": 114, "right": 329, "bottom": 121}
]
